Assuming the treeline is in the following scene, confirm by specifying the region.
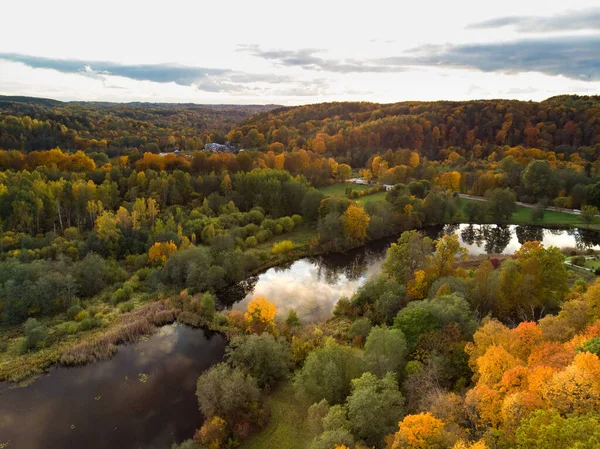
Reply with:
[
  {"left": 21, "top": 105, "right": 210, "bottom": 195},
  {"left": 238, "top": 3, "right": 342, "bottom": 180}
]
[
  {"left": 239, "top": 96, "right": 600, "bottom": 165},
  {"left": 0, "top": 96, "right": 276, "bottom": 153}
]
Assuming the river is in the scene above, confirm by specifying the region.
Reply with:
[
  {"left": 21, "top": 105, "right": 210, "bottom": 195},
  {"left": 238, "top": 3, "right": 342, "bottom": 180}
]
[
  {"left": 2, "top": 224, "right": 599, "bottom": 449},
  {"left": 224, "top": 224, "right": 600, "bottom": 322}
]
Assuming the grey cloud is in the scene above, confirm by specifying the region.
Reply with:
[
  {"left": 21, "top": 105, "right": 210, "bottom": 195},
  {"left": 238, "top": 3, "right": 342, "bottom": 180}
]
[
  {"left": 237, "top": 45, "right": 405, "bottom": 73},
  {"left": 241, "top": 36, "right": 600, "bottom": 81},
  {"left": 0, "top": 52, "right": 227, "bottom": 85},
  {"left": 0, "top": 52, "right": 295, "bottom": 94},
  {"left": 376, "top": 36, "right": 600, "bottom": 81},
  {"left": 467, "top": 8, "right": 600, "bottom": 32}
]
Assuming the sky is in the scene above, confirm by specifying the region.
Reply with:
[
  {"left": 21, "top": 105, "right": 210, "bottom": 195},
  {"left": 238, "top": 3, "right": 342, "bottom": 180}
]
[{"left": 1, "top": 0, "right": 599, "bottom": 105}]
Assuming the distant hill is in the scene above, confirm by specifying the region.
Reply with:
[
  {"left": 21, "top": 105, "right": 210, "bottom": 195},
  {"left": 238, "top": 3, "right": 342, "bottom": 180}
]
[{"left": 0, "top": 95, "right": 280, "bottom": 153}]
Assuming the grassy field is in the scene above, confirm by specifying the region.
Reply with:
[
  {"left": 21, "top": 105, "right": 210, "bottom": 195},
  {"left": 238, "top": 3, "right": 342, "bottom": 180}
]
[
  {"left": 317, "top": 182, "right": 372, "bottom": 197},
  {"left": 356, "top": 191, "right": 387, "bottom": 205},
  {"left": 240, "top": 382, "right": 315, "bottom": 449},
  {"left": 458, "top": 198, "right": 599, "bottom": 228}
]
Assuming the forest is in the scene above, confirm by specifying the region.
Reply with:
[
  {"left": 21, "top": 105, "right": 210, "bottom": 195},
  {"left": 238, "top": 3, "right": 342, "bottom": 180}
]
[{"left": 1, "top": 95, "right": 600, "bottom": 449}]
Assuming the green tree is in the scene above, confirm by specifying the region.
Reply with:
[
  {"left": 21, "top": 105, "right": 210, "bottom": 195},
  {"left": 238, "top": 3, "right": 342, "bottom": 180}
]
[
  {"left": 382, "top": 230, "right": 433, "bottom": 284},
  {"left": 581, "top": 205, "right": 598, "bottom": 226},
  {"left": 485, "top": 188, "right": 516, "bottom": 220},
  {"left": 516, "top": 409, "right": 600, "bottom": 449},
  {"left": 294, "top": 339, "right": 365, "bottom": 404},
  {"left": 364, "top": 326, "right": 408, "bottom": 378},
  {"left": 196, "top": 363, "right": 261, "bottom": 427},
  {"left": 226, "top": 334, "right": 292, "bottom": 388},
  {"left": 522, "top": 160, "right": 556, "bottom": 200},
  {"left": 347, "top": 372, "right": 405, "bottom": 448}
]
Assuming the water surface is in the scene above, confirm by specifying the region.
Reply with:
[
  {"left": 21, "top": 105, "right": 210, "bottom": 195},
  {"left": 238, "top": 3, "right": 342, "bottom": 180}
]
[
  {"left": 0, "top": 325, "right": 226, "bottom": 449},
  {"left": 223, "top": 225, "right": 600, "bottom": 322}
]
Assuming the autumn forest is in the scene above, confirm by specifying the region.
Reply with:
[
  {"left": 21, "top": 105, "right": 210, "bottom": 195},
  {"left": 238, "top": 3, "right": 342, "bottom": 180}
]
[{"left": 2, "top": 94, "right": 600, "bottom": 449}]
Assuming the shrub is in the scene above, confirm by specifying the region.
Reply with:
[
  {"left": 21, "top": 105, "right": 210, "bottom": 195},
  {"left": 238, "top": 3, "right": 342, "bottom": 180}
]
[
  {"left": 74, "top": 310, "right": 89, "bottom": 322},
  {"left": 278, "top": 216, "right": 295, "bottom": 232},
  {"left": 118, "top": 301, "right": 135, "bottom": 313},
  {"left": 272, "top": 240, "right": 295, "bottom": 255},
  {"left": 67, "top": 305, "right": 84, "bottom": 321},
  {"left": 22, "top": 318, "right": 50, "bottom": 352},
  {"left": 571, "top": 256, "right": 586, "bottom": 267},
  {"left": 56, "top": 321, "right": 79, "bottom": 336},
  {"left": 78, "top": 316, "right": 102, "bottom": 331},
  {"left": 245, "top": 236, "right": 257, "bottom": 248},
  {"left": 348, "top": 318, "right": 372, "bottom": 342},
  {"left": 291, "top": 214, "right": 303, "bottom": 225}
]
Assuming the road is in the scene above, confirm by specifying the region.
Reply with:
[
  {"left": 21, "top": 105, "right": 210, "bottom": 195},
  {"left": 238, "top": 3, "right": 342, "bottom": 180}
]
[{"left": 457, "top": 194, "right": 581, "bottom": 216}]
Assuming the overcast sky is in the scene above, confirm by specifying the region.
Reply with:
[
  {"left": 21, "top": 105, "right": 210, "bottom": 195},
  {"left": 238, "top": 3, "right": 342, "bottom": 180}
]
[{"left": 1, "top": 1, "right": 599, "bottom": 104}]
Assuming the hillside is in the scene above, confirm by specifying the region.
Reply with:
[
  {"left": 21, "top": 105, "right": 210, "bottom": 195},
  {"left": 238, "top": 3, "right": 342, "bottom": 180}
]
[{"left": 0, "top": 95, "right": 279, "bottom": 153}]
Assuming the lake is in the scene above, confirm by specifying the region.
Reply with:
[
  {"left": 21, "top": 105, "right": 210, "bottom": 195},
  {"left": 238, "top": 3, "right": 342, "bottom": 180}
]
[{"left": 0, "top": 325, "right": 226, "bottom": 449}]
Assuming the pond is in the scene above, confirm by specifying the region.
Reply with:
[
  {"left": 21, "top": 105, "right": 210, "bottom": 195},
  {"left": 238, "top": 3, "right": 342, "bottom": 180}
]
[
  {"left": 0, "top": 325, "right": 226, "bottom": 449},
  {"left": 222, "top": 224, "right": 600, "bottom": 322}
]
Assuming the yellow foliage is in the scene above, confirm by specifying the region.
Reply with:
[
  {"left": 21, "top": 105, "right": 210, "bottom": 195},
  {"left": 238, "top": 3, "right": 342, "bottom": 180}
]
[
  {"left": 342, "top": 204, "right": 370, "bottom": 244},
  {"left": 407, "top": 270, "right": 428, "bottom": 300},
  {"left": 245, "top": 297, "right": 277, "bottom": 334},
  {"left": 148, "top": 240, "right": 177, "bottom": 265},
  {"left": 391, "top": 412, "right": 447, "bottom": 449},
  {"left": 272, "top": 240, "right": 294, "bottom": 255}
]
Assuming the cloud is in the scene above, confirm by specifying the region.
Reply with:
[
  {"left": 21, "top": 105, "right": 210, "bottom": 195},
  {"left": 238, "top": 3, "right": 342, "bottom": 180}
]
[
  {"left": 237, "top": 45, "right": 405, "bottom": 73},
  {"left": 0, "top": 52, "right": 228, "bottom": 85},
  {"left": 379, "top": 35, "right": 600, "bottom": 81},
  {"left": 0, "top": 53, "right": 293, "bottom": 94},
  {"left": 241, "top": 36, "right": 600, "bottom": 82},
  {"left": 467, "top": 8, "right": 600, "bottom": 32}
]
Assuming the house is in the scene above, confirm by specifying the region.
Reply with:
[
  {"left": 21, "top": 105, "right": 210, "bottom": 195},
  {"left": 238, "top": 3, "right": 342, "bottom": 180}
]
[
  {"left": 383, "top": 184, "right": 394, "bottom": 191},
  {"left": 205, "top": 141, "right": 238, "bottom": 153}
]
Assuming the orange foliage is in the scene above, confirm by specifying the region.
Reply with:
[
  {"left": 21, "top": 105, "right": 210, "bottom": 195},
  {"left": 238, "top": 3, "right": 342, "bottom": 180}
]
[{"left": 244, "top": 297, "right": 277, "bottom": 334}]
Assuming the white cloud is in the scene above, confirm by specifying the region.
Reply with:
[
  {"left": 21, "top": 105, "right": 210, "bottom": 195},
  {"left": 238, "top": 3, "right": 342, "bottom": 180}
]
[{"left": 0, "top": 0, "right": 599, "bottom": 103}]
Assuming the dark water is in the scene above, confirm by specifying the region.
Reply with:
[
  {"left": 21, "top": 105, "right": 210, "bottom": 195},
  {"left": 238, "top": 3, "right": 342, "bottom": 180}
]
[
  {"left": 222, "top": 225, "right": 600, "bottom": 322},
  {"left": 0, "top": 325, "right": 226, "bottom": 449}
]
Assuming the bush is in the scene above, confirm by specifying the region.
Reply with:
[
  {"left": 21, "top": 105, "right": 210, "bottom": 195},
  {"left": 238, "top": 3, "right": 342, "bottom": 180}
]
[
  {"left": 74, "top": 310, "right": 90, "bottom": 322},
  {"left": 348, "top": 318, "right": 372, "bottom": 342},
  {"left": 272, "top": 240, "right": 295, "bottom": 255},
  {"left": 78, "top": 316, "right": 102, "bottom": 331},
  {"left": 118, "top": 301, "right": 135, "bottom": 313},
  {"left": 56, "top": 321, "right": 79, "bottom": 336},
  {"left": 291, "top": 214, "right": 303, "bottom": 225},
  {"left": 21, "top": 318, "right": 50, "bottom": 352},
  {"left": 571, "top": 256, "right": 586, "bottom": 267},
  {"left": 278, "top": 217, "right": 295, "bottom": 232},
  {"left": 67, "top": 304, "right": 84, "bottom": 320},
  {"left": 245, "top": 236, "right": 257, "bottom": 248}
]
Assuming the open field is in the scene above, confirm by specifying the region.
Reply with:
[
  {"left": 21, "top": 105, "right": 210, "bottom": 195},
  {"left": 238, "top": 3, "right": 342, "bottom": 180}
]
[
  {"left": 317, "top": 182, "right": 373, "bottom": 197},
  {"left": 458, "top": 198, "right": 600, "bottom": 229},
  {"left": 239, "top": 382, "right": 315, "bottom": 449}
]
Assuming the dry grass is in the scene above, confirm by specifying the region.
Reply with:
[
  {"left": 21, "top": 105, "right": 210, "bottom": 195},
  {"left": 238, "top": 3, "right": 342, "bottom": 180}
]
[{"left": 60, "top": 302, "right": 175, "bottom": 366}]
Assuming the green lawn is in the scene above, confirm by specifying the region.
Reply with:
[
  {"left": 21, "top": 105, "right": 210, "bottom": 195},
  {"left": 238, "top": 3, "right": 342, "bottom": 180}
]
[
  {"left": 240, "top": 382, "right": 315, "bottom": 449},
  {"left": 317, "top": 182, "right": 372, "bottom": 198},
  {"left": 356, "top": 191, "right": 387, "bottom": 205},
  {"left": 458, "top": 197, "right": 598, "bottom": 228}
]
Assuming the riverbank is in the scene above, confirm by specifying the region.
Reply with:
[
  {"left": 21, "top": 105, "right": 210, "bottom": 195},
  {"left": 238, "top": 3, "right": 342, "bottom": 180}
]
[{"left": 3, "top": 203, "right": 599, "bottom": 383}]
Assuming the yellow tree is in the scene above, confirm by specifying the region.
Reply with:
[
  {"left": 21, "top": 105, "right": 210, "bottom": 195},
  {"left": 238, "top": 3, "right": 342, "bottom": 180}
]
[
  {"left": 409, "top": 151, "right": 420, "bottom": 168},
  {"left": 338, "top": 164, "right": 352, "bottom": 182},
  {"left": 342, "top": 204, "right": 370, "bottom": 245},
  {"left": 245, "top": 297, "right": 277, "bottom": 334},
  {"left": 390, "top": 413, "right": 448, "bottom": 449},
  {"left": 427, "top": 234, "right": 468, "bottom": 279},
  {"left": 148, "top": 240, "right": 177, "bottom": 265}
]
